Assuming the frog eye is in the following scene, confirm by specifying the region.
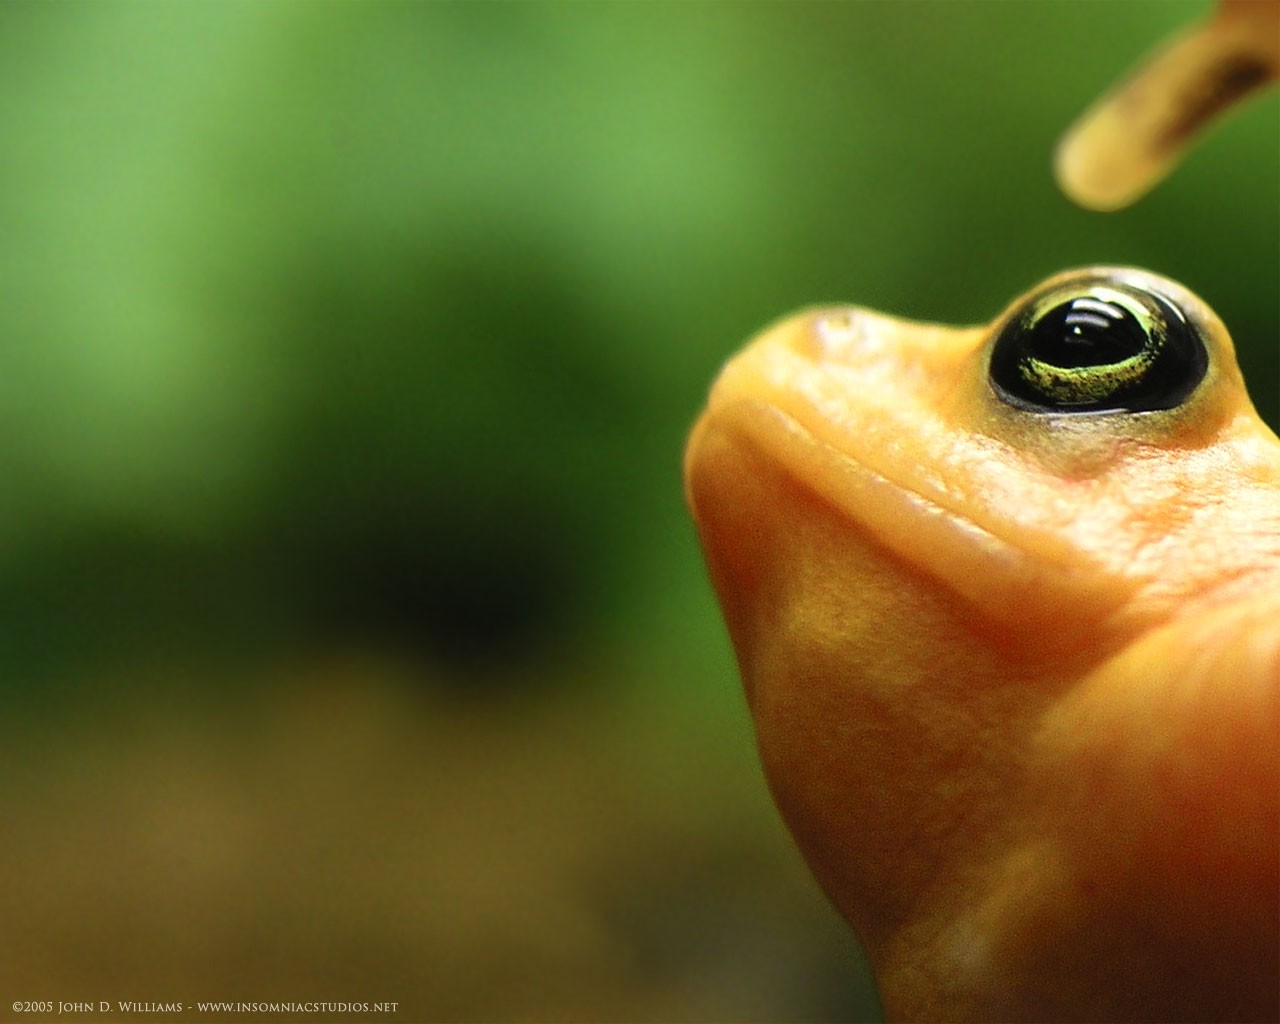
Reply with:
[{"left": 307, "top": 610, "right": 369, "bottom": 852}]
[{"left": 988, "top": 278, "right": 1208, "bottom": 413}]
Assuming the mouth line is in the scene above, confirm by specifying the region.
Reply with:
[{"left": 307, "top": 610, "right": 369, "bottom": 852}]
[{"left": 698, "top": 397, "right": 1133, "bottom": 634}]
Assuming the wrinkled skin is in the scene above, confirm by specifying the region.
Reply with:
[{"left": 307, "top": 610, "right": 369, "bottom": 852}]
[{"left": 684, "top": 267, "right": 1280, "bottom": 1021}]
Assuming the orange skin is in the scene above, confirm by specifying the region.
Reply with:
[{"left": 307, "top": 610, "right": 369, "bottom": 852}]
[{"left": 684, "top": 268, "right": 1280, "bottom": 1021}]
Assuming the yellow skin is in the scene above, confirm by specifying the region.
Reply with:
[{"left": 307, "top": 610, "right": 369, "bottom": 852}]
[{"left": 684, "top": 268, "right": 1280, "bottom": 1021}]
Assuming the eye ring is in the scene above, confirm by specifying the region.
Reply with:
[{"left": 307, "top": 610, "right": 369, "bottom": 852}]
[{"left": 988, "top": 276, "right": 1208, "bottom": 414}]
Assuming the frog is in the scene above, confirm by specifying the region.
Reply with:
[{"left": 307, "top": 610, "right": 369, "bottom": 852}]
[
  {"left": 683, "top": 267, "right": 1280, "bottom": 1021},
  {"left": 1056, "top": 0, "right": 1279, "bottom": 210}
]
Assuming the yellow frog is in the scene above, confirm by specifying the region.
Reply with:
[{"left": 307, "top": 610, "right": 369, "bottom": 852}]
[
  {"left": 686, "top": 3, "right": 1279, "bottom": 1016},
  {"left": 683, "top": 267, "right": 1280, "bottom": 1020}
]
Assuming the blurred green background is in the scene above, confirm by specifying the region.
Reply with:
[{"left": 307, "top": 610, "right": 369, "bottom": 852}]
[{"left": 0, "top": 2, "right": 1274, "bottom": 1021}]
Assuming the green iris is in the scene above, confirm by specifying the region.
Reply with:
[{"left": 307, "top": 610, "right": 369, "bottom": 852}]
[{"left": 988, "top": 277, "right": 1207, "bottom": 413}]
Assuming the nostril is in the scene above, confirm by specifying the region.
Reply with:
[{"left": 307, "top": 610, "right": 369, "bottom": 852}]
[
  {"left": 816, "top": 310, "right": 862, "bottom": 344},
  {"left": 811, "top": 308, "right": 877, "bottom": 361}
]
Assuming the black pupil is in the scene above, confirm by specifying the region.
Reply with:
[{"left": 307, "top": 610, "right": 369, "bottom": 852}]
[{"left": 1028, "top": 296, "right": 1147, "bottom": 368}]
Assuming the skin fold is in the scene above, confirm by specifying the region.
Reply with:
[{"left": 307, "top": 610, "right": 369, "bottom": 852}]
[
  {"left": 1056, "top": 0, "right": 1280, "bottom": 210},
  {"left": 683, "top": 268, "right": 1280, "bottom": 1021}
]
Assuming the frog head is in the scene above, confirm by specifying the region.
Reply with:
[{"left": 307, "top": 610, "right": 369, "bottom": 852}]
[{"left": 684, "top": 268, "right": 1280, "bottom": 1020}]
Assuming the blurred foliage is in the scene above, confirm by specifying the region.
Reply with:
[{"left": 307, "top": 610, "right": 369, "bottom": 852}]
[
  {"left": 0, "top": 0, "right": 1274, "bottom": 688},
  {"left": 0, "top": 2, "right": 1274, "bottom": 1021}
]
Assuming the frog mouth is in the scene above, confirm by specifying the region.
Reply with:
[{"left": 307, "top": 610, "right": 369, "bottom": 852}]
[
  {"left": 686, "top": 308, "right": 1136, "bottom": 634},
  {"left": 685, "top": 388, "right": 1131, "bottom": 639}
]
